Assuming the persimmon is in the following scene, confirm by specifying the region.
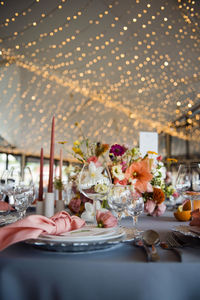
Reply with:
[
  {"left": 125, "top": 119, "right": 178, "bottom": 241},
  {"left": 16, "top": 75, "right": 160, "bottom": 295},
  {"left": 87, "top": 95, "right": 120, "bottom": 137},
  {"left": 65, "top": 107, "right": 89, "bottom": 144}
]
[
  {"left": 174, "top": 210, "right": 191, "bottom": 222},
  {"left": 182, "top": 200, "right": 192, "bottom": 211}
]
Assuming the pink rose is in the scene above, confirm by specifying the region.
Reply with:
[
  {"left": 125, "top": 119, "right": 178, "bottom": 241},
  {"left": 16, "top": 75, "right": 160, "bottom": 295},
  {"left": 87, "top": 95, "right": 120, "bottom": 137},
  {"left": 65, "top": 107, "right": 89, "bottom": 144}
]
[
  {"left": 96, "top": 210, "right": 117, "bottom": 228},
  {"left": 0, "top": 201, "right": 14, "bottom": 211},
  {"left": 144, "top": 200, "right": 156, "bottom": 215},
  {"left": 152, "top": 202, "right": 166, "bottom": 217},
  {"left": 87, "top": 156, "right": 101, "bottom": 167}
]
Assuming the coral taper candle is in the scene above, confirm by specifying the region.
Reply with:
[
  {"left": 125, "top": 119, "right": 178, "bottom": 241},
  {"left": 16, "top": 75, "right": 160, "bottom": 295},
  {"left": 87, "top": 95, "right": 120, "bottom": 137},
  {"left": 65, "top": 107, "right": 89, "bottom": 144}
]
[
  {"left": 59, "top": 148, "right": 63, "bottom": 180},
  {"left": 59, "top": 148, "right": 63, "bottom": 200},
  {"left": 38, "top": 148, "right": 44, "bottom": 201},
  {"left": 48, "top": 116, "right": 55, "bottom": 193}
]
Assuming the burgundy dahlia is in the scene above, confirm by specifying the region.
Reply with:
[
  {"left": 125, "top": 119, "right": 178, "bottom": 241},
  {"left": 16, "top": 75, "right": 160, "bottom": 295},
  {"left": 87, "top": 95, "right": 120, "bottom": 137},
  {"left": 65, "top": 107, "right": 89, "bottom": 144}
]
[{"left": 109, "top": 144, "right": 126, "bottom": 157}]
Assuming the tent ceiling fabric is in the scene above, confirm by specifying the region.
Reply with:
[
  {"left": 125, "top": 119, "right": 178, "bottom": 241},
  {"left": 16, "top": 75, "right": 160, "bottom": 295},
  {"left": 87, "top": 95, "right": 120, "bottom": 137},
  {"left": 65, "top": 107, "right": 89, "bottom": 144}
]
[{"left": 0, "top": 0, "right": 199, "bottom": 157}]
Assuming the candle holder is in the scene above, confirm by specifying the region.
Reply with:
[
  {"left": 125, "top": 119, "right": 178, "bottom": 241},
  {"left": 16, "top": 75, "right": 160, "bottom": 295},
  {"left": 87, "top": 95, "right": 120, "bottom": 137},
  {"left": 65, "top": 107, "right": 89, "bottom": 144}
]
[
  {"left": 55, "top": 200, "right": 65, "bottom": 213},
  {"left": 44, "top": 192, "right": 54, "bottom": 217},
  {"left": 36, "top": 200, "right": 44, "bottom": 215}
]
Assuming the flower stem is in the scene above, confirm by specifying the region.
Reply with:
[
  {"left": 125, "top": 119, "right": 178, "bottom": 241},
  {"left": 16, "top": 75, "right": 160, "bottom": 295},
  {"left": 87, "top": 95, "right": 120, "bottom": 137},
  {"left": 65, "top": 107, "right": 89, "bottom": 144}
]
[{"left": 132, "top": 216, "right": 138, "bottom": 227}]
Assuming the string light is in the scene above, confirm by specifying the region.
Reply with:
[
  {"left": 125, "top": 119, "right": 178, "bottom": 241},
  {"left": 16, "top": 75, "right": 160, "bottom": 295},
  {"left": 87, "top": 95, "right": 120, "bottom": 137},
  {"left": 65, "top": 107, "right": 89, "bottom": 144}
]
[{"left": 0, "top": 0, "right": 199, "bottom": 157}]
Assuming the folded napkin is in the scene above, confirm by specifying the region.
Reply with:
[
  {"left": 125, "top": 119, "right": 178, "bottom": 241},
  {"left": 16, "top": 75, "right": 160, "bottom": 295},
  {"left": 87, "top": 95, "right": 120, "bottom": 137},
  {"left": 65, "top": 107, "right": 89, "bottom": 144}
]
[
  {"left": 0, "top": 211, "right": 85, "bottom": 251},
  {"left": 190, "top": 209, "right": 200, "bottom": 226},
  {"left": 0, "top": 201, "right": 14, "bottom": 211}
]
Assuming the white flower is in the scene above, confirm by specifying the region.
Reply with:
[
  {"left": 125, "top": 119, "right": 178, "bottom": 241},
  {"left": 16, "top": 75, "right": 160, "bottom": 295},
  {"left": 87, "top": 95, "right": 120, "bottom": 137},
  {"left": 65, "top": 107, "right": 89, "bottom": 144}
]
[
  {"left": 160, "top": 166, "right": 166, "bottom": 180},
  {"left": 130, "top": 183, "right": 137, "bottom": 193},
  {"left": 81, "top": 201, "right": 108, "bottom": 222},
  {"left": 65, "top": 165, "right": 78, "bottom": 178},
  {"left": 153, "top": 170, "right": 160, "bottom": 177},
  {"left": 94, "top": 183, "right": 109, "bottom": 194},
  {"left": 132, "top": 148, "right": 141, "bottom": 160},
  {"left": 111, "top": 165, "right": 125, "bottom": 180},
  {"left": 79, "top": 162, "right": 110, "bottom": 189}
]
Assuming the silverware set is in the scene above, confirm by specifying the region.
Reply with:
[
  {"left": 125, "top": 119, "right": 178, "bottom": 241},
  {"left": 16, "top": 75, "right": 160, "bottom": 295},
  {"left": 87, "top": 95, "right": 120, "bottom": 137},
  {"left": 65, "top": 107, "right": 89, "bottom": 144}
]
[{"left": 134, "top": 230, "right": 200, "bottom": 262}]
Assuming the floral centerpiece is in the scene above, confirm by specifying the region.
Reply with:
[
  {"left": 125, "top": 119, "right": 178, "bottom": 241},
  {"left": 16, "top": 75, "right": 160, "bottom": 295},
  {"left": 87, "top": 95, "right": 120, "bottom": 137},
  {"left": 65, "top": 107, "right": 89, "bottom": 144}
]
[
  {"left": 109, "top": 144, "right": 153, "bottom": 197},
  {"left": 66, "top": 138, "right": 110, "bottom": 221},
  {"left": 143, "top": 153, "right": 177, "bottom": 216}
]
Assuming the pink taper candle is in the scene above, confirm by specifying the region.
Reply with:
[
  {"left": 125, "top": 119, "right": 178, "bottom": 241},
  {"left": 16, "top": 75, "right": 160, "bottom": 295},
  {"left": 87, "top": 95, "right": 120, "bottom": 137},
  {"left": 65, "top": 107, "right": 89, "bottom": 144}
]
[
  {"left": 59, "top": 148, "right": 63, "bottom": 200},
  {"left": 38, "top": 148, "right": 43, "bottom": 201},
  {"left": 48, "top": 116, "right": 55, "bottom": 193}
]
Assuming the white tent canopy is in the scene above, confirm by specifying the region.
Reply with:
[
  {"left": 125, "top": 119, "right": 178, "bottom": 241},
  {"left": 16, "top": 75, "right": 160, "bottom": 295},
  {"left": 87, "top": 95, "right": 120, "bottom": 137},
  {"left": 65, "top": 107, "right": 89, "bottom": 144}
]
[{"left": 0, "top": 0, "right": 199, "bottom": 158}]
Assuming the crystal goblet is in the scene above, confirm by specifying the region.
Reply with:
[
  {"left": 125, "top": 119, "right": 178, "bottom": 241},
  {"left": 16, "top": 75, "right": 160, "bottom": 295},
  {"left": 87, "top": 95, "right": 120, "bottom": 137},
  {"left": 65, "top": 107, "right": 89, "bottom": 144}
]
[
  {"left": 78, "top": 160, "right": 111, "bottom": 223},
  {"left": 175, "top": 162, "right": 200, "bottom": 211},
  {"left": 107, "top": 185, "right": 133, "bottom": 226}
]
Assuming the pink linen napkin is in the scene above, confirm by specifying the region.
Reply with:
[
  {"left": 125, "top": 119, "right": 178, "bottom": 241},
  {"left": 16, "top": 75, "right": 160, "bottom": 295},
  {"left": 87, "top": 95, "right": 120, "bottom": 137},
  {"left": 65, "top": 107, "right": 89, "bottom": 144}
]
[
  {"left": 0, "top": 201, "right": 14, "bottom": 211},
  {"left": 0, "top": 211, "right": 85, "bottom": 251}
]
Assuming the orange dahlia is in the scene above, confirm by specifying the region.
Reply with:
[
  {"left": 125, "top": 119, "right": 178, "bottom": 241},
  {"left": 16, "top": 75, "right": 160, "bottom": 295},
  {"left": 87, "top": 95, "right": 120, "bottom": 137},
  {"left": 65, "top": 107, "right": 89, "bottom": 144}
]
[{"left": 153, "top": 187, "right": 165, "bottom": 204}]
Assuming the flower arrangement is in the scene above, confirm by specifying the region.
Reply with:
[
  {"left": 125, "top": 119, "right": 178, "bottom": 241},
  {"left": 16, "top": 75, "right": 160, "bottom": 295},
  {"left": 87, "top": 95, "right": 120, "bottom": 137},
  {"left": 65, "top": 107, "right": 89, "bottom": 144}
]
[
  {"left": 65, "top": 164, "right": 81, "bottom": 181},
  {"left": 109, "top": 144, "right": 152, "bottom": 196},
  {"left": 66, "top": 136, "right": 110, "bottom": 217},
  {"left": 67, "top": 182, "right": 92, "bottom": 215},
  {"left": 64, "top": 134, "right": 176, "bottom": 220},
  {"left": 54, "top": 177, "right": 64, "bottom": 191},
  {"left": 143, "top": 153, "right": 177, "bottom": 216},
  {"left": 71, "top": 139, "right": 109, "bottom": 163}
]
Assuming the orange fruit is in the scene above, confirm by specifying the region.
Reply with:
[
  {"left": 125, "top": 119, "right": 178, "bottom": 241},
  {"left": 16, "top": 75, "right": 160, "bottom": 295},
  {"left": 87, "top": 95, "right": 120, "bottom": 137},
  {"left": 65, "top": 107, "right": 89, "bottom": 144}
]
[
  {"left": 174, "top": 210, "right": 191, "bottom": 222},
  {"left": 182, "top": 200, "right": 192, "bottom": 211},
  {"left": 193, "top": 200, "right": 200, "bottom": 210}
]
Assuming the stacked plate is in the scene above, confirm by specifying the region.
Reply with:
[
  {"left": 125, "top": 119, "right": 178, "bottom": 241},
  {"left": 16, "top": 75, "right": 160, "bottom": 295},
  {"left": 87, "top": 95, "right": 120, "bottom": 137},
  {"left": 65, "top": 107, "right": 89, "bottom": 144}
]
[{"left": 25, "top": 225, "right": 133, "bottom": 252}]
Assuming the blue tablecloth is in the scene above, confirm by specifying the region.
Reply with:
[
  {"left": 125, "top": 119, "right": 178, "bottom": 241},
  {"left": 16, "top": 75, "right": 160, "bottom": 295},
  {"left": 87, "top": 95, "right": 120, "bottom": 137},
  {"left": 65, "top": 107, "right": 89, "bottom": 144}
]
[{"left": 0, "top": 211, "right": 200, "bottom": 300}]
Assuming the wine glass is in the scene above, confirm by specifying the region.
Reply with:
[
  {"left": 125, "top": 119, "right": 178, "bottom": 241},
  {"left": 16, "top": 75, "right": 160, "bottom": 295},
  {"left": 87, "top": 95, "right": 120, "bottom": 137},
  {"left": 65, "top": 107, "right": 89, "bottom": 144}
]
[
  {"left": 0, "top": 170, "right": 9, "bottom": 202},
  {"left": 126, "top": 196, "right": 144, "bottom": 236},
  {"left": 14, "top": 166, "right": 35, "bottom": 215},
  {"left": 107, "top": 185, "right": 133, "bottom": 226},
  {"left": 175, "top": 162, "right": 200, "bottom": 210},
  {"left": 0, "top": 167, "right": 35, "bottom": 222},
  {"left": 3, "top": 167, "right": 21, "bottom": 205},
  {"left": 78, "top": 160, "right": 111, "bottom": 223}
]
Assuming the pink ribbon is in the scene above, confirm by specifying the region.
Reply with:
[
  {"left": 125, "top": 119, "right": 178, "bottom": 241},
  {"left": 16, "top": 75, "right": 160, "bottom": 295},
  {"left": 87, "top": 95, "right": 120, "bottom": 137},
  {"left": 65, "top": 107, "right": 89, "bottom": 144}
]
[{"left": 0, "top": 211, "right": 85, "bottom": 251}]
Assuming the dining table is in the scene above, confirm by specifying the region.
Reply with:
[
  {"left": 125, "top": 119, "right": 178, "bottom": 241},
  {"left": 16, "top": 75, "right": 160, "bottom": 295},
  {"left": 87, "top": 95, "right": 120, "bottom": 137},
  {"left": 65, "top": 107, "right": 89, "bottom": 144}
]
[{"left": 0, "top": 209, "right": 200, "bottom": 300}]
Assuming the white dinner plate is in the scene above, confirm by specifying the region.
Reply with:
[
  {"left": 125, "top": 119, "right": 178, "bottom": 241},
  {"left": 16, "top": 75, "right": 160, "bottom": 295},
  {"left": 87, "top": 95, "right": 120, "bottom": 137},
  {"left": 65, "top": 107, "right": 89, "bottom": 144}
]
[
  {"left": 39, "top": 225, "right": 124, "bottom": 243},
  {"left": 25, "top": 226, "right": 139, "bottom": 252}
]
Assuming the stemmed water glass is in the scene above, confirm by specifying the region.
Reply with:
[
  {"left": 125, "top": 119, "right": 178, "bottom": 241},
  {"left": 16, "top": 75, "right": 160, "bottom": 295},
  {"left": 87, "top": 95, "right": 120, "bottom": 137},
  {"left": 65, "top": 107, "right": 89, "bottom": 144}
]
[
  {"left": 78, "top": 160, "right": 111, "bottom": 223},
  {"left": 14, "top": 166, "right": 35, "bottom": 215},
  {"left": 107, "top": 185, "right": 133, "bottom": 226},
  {"left": 126, "top": 196, "right": 144, "bottom": 236},
  {"left": 175, "top": 162, "right": 200, "bottom": 210},
  {"left": 126, "top": 196, "right": 144, "bottom": 226}
]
